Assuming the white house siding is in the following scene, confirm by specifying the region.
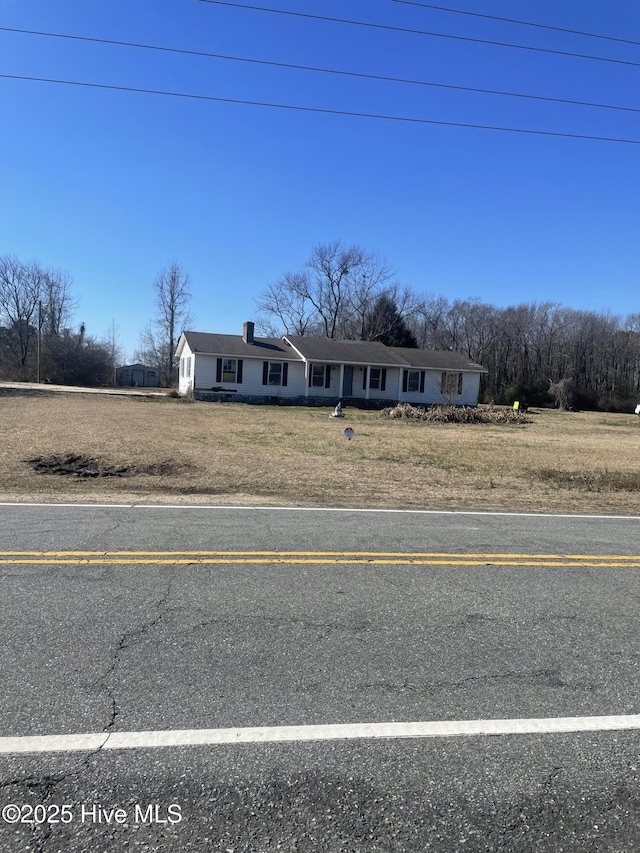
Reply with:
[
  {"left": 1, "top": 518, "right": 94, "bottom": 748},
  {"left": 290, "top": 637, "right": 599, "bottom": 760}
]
[
  {"left": 459, "top": 373, "right": 482, "bottom": 406},
  {"left": 413, "top": 370, "right": 481, "bottom": 406},
  {"left": 188, "top": 357, "right": 482, "bottom": 407},
  {"left": 305, "top": 365, "right": 481, "bottom": 405},
  {"left": 178, "top": 343, "right": 195, "bottom": 395},
  {"left": 363, "top": 366, "right": 400, "bottom": 402},
  {"left": 194, "top": 354, "right": 306, "bottom": 398},
  {"left": 330, "top": 369, "right": 481, "bottom": 406},
  {"left": 305, "top": 363, "right": 340, "bottom": 398},
  {"left": 305, "top": 363, "right": 403, "bottom": 402}
]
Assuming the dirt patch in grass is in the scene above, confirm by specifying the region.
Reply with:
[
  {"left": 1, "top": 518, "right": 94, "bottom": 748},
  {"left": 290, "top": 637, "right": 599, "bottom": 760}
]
[
  {"left": 1, "top": 392, "right": 640, "bottom": 513},
  {"left": 27, "top": 453, "right": 129, "bottom": 478},
  {"left": 26, "top": 453, "right": 186, "bottom": 478}
]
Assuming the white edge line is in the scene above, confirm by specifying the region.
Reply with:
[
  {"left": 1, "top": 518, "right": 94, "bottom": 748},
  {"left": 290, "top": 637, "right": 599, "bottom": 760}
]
[
  {"left": 0, "top": 502, "right": 638, "bottom": 520},
  {"left": 0, "top": 503, "right": 132, "bottom": 509},
  {"left": 2, "top": 715, "right": 640, "bottom": 754}
]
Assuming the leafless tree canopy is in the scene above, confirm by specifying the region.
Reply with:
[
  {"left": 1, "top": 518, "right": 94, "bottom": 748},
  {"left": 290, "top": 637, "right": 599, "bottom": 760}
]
[
  {"left": 0, "top": 255, "right": 80, "bottom": 377},
  {"left": 136, "top": 262, "right": 193, "bottom": 386},
  {"left": 255, "top": 241, "right": 403, "bottom": 340},
  {"left": 254, "top": 241, "right": 640, "bottom": 409},
  {"left": 404, "top": 297, "right": 640, "bottom": 409},
  {"left": 100, "top": 319, "right": 124, "bottom": 386},
  {"left": 2, "top": 246, "right": 639, "bottom": 408}
]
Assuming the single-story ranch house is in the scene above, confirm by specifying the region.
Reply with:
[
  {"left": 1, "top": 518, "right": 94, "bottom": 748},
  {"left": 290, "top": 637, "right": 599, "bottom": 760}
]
[{"left": 176, "top": 322, "right": 488, "bottom": 407}]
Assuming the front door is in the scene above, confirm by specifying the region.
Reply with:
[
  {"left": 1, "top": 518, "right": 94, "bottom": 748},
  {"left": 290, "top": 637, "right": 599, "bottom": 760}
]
[{"left": 343, "top": 365, "right": 353, "bottom": 396}]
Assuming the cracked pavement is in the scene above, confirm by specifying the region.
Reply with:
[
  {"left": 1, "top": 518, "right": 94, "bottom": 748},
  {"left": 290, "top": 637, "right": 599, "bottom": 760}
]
[{"left": 0, "top": 505, "right": 639, "bottom": 851}]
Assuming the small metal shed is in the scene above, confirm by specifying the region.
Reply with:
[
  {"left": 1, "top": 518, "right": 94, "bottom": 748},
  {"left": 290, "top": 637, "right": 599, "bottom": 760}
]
[{"left": 116, "top": 363, "right": 161, "bottom": 388}]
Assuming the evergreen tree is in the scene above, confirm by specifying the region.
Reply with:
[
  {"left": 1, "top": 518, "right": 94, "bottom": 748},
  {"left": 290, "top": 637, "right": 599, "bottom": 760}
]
[{"left": 362, "top": 293, "right": 417, "bottom": 347}]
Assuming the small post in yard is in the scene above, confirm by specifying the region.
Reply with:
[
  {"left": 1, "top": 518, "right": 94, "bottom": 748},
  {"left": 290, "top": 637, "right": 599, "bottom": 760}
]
[{"left": 37, "top": 300, "right": 42, "bottom": 383}]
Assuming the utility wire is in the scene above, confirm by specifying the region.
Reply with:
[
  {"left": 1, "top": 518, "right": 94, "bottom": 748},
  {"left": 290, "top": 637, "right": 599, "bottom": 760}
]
[
  {"left": 196, "top": 1, "right": 640, "bottom": 70},
  {"left": 2, "top": 26, "right": 639, "bottom": 116},
  {"left": 1, "top": 73, "right": 639, "bottom": 145},
  {"left": 390, "top": 0, "right": 640, "bottom": 48}
]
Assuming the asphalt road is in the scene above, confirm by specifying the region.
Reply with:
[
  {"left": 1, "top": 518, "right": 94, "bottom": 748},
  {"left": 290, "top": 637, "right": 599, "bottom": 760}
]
[{"left": 0, "top": 503, "right": 639, "bottom": 852}]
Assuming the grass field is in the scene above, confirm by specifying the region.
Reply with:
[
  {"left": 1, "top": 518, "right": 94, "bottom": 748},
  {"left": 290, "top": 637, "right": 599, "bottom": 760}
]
[{"left": 1, "top": 390, "right": 639, "bottom": 514}]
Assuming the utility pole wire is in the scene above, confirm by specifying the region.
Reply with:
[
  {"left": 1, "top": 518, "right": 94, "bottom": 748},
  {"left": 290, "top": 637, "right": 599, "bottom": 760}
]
[
  {"left": 2, "top": 26, "right": 640, "bottom": 116},
  {"left": 390, "top": 0, "right": 640, "bottom": 48},
  {"left": 196, "top": 1, "right": 640, "bottom": 70},
  {"left": 2, "top": 73, "right": 640, "bottom": 145}
]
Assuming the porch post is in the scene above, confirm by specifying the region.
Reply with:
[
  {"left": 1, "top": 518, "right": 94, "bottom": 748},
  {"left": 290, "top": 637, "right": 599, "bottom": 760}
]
[
  {"left": 339, "top": 364, "right": 344, "bottom": 398},
  {"left": 304, "top": 361, "right": 309, "bottom": 397},
  {"left": 398, "top": 368, "right": 403, "bottom": 400},
  {"left": 365, "top": 365, "right": 370, "bottom": 401}
]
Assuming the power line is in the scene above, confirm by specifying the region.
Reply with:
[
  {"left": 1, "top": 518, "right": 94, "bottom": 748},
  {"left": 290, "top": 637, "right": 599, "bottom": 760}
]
[
  {"left": 1, "top": 73, "right": 639, "bottom": 145},
  {"left": 390, "top": 0, "right": 640, "bottom": 48},
  {"left": 3, "top": 25, "right": 639, "bottom": 116},
  {"left": 196, "top": 0, "right": 640, "bottom": 70}
]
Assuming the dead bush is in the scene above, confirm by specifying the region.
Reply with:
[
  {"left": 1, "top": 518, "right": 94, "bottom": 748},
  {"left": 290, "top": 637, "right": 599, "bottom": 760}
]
[{"left": 380, "top": 403, "right": 532, "bottom": 425}]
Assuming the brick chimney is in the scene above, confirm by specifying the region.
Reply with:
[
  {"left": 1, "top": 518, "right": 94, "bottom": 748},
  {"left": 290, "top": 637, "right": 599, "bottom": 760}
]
[{"left": 242, "top": 321, "right": 255, "bottom": 343}]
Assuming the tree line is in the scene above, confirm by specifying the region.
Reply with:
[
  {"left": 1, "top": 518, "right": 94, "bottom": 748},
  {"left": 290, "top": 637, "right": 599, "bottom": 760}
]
[
  {"left": 0, "top": 255, "right": 116, "bottom": 386},
  {"left": 3, "top": 244, "right": 638, "bottom": 409},
  {"left": 256, "top": 241, "right": 640, "bottom": 411},
  {"left": 0, "top": 255, "right": 192, "bottom": 388}
]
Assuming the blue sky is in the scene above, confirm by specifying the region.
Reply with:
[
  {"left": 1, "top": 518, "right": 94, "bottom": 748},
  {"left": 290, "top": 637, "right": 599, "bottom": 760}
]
[{"left": 1, "top": 0, "right": 638, "bottom": 361}]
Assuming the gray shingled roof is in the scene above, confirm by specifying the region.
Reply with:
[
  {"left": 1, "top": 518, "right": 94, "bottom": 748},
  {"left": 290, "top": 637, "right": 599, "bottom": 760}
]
[
  {"left": 285, "top": 336, "right": 408, "bottom": 366},
  {"left": 181, "top": 332, "right": 303, "bottom": 360},
  {"left": 287, "top": 336, "right": 487, "bottom": 371},
  {"left": 390, "top": 347, "right": 488, "bottom": 372},
  {"left": 180, "top": 331, "right": 487, "bottom": 372}
]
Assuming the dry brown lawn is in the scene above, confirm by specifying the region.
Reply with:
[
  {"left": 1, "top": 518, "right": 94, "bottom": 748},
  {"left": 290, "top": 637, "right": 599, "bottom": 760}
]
[{"left": 1, "top": 390, "right": 639, "bottom": 514}]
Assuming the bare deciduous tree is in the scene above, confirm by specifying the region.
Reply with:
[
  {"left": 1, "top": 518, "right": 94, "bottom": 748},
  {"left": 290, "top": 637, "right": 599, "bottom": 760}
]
[
  {"left": 255, "top": 241, "right": 396, "bottom": 340},
  {"left": 40, "top": 267, "right": 76, "bottom": 336},
  {"left": 0, "top": 255, "right": 41, "bottom": 371},
  {"left": 255, "top": 272, "right": 318, "bottom": 337},
  {"left": 406, "top": 294, "right": 451, "bottom": 349},
  {"left": 0, "top": 256, "right": 76, "bottom": 375},
  {"left": 137, "top": 262, "right": 193, "bottom": 386},
  {"left": 100, "top": 318, "right": 125, "bottom": 385}
]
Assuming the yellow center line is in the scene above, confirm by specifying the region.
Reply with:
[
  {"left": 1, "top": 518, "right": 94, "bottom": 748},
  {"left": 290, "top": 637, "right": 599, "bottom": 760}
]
[
  {"left": 0, "top": 551, "right": 638, "bottom": 567},
  {"left": 0, "top": 551, "right": 639, "bottom": 560}
]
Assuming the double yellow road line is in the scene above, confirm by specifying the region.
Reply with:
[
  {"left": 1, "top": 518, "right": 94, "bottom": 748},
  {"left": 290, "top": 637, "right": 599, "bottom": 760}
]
[{"left": 0, "top": 550, "right": 639, "bottom": 567}]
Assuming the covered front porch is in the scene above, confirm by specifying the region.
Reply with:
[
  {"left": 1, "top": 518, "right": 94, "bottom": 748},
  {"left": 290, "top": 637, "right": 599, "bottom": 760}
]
[{"left": 302, "top": 362, "right": 403, "bottom": 403}]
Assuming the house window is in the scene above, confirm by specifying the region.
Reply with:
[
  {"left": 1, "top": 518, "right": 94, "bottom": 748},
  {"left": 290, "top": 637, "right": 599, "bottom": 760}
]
[
  {"left": 216, "top": 358, "right": 243, "bottom": 384},
  {"left": 262, "top": 361, "right": 288, "bottom": 387},
  {"left": 311, "top": 364, "right": 325, "bottom": 387},
  {"left": 180, "top": 359, "right": 184, "bottom": 378},
  {"left": 402, "top": 369, "right": 425, "bottom": 394},
  {"left": 222, "top": 359, "right": 237, "bottom": 383},
  {"left": 407, "top": 370, "right": 420, "bottom": 393},
  {"left": 269, "top": 363, "right": 282, "bottom": 385},
  {"left": 185, "top": 357, "right": 191, "bottom": 378},
  {"left": 310, "top": 364, "right": 331, "bottom": 388},
  {"left": 441, "top": 372, "right": 463, "bottom": 395},
  {"left": 368, "top": 368, "right": 386, "bottom": 391},
  {"left": 147, "top": 370, "right": 155, "bottom": 378}
]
